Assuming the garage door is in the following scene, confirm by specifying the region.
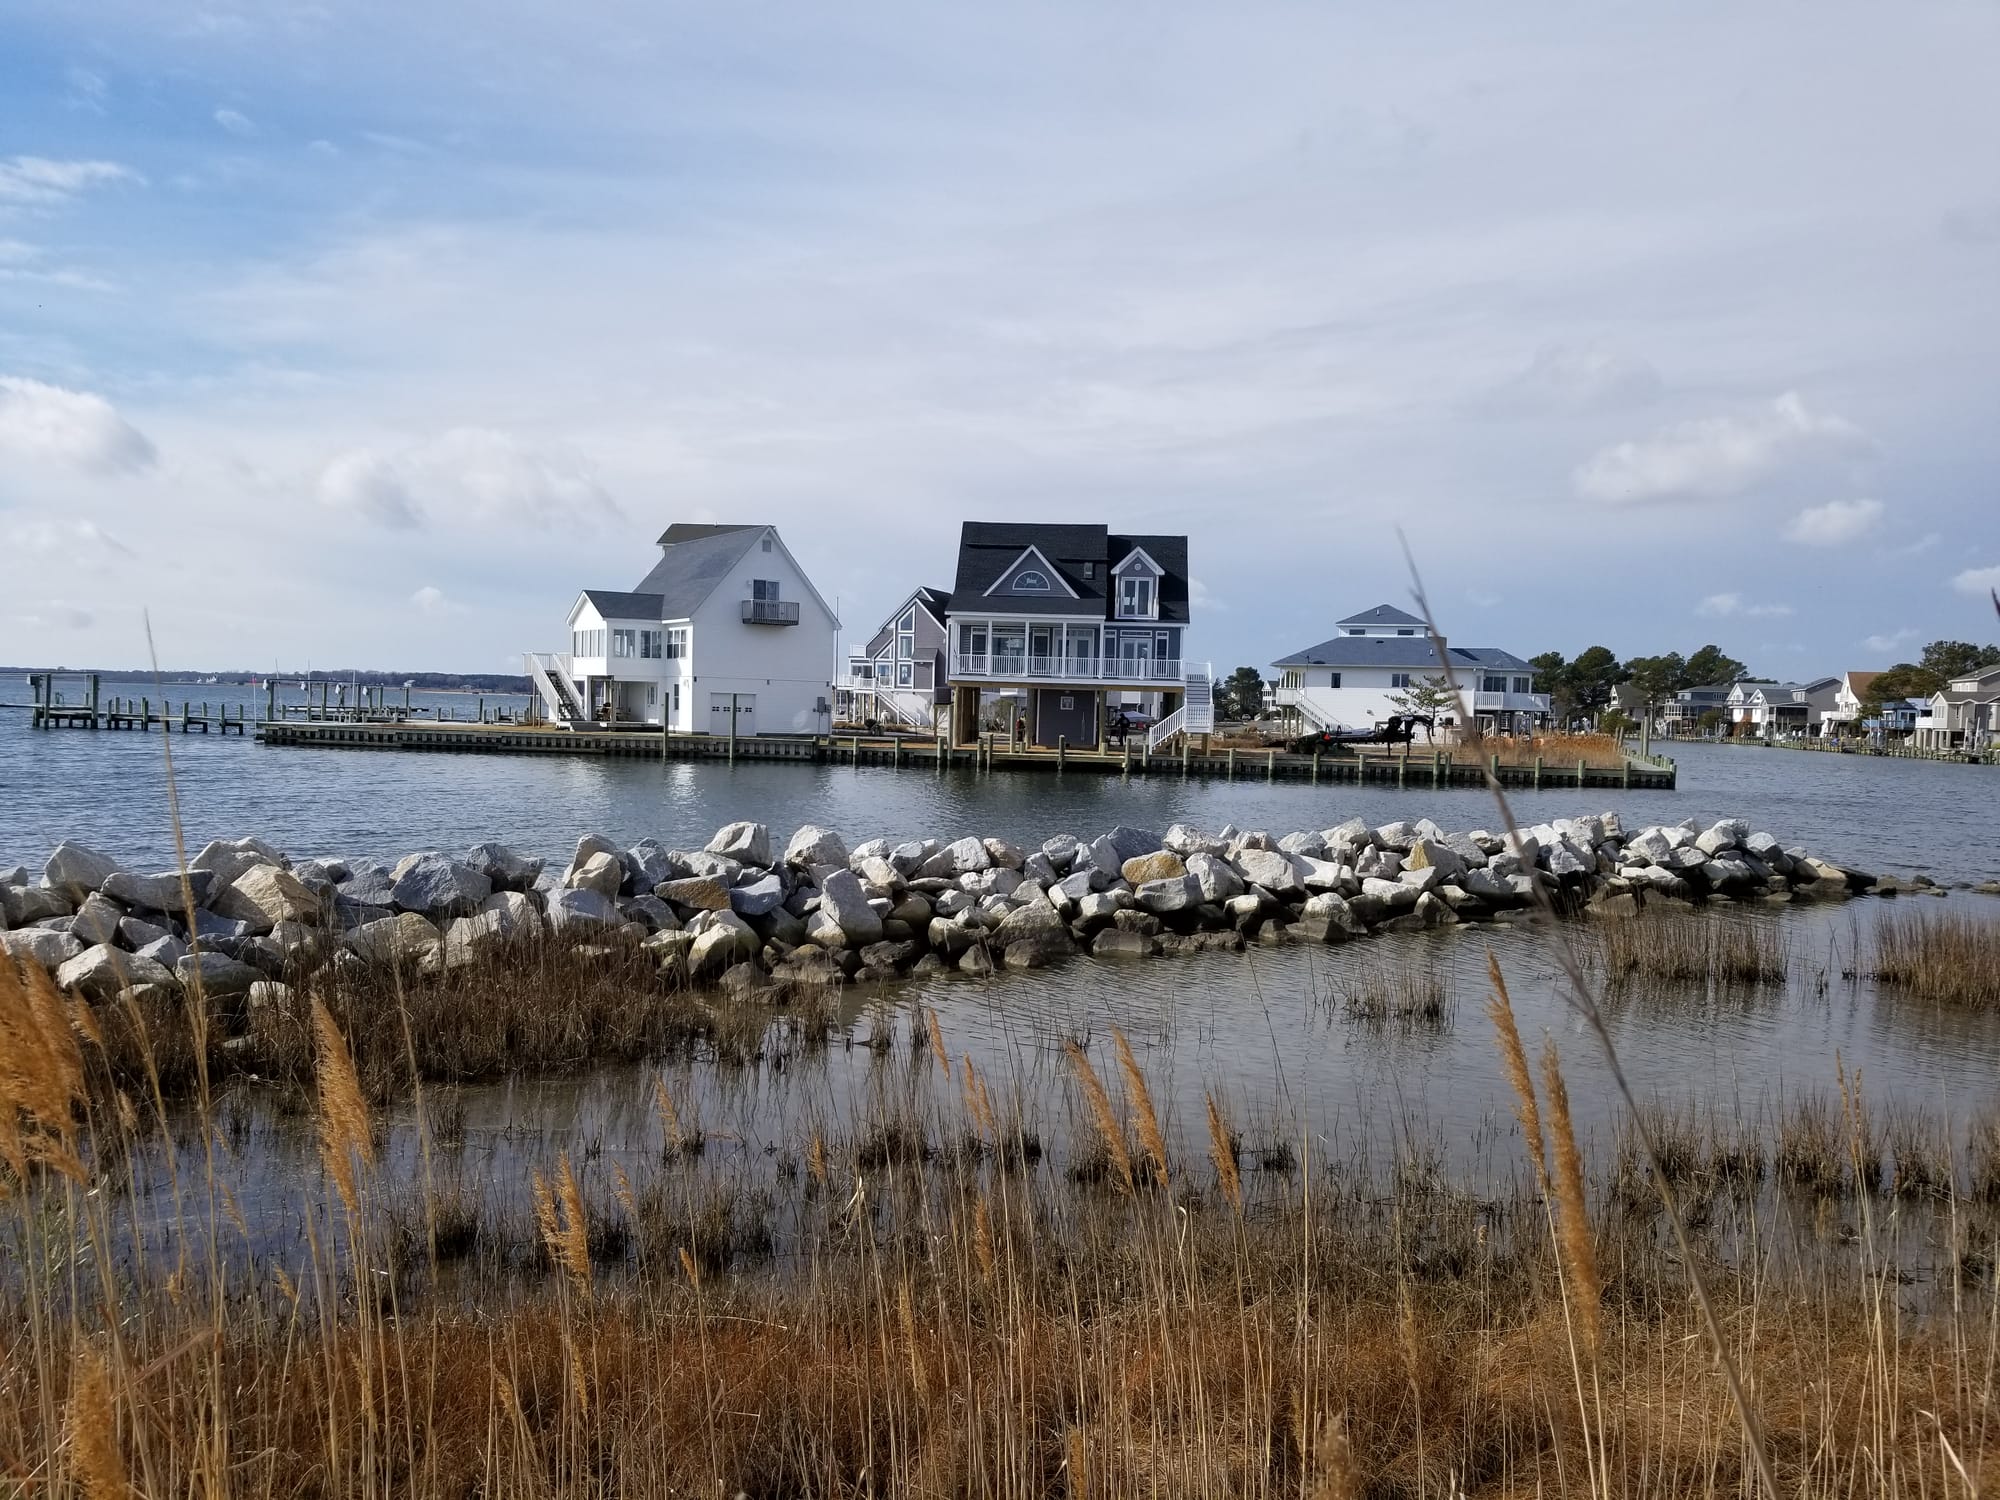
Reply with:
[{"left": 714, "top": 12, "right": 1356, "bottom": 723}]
[{"left": 709, "top": 693, "right": 755, "bottom": 737}]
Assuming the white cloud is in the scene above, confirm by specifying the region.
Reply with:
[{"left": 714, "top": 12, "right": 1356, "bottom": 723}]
[
  {"left": 1189, "top": 577, "right": 1226, "bottom": 612},
  {"left": 315, "top": 427, "right": 620, "bottom": 531},
  {"left": 1784, "top": 497, "right": 1884, "bottom": 546},
  {"left": 0, "top": 376, "right": 157, "bottom": 472},
  {"left": 1574, "top": 392, "right": 1863, "bottom": 504},
  {"left": 1696, "top": 592, "right": 1794, "bottom": 619},
  {"left": 1477, "top": 343, "right": 1662, "bottom": 416},
  {"left": 1894, "top": 531, "right": 1941, "bottom": 556},
  {"left": 214, "top": 108, "right": 257, "bottom": 137},
  {"left": 0, "top": 156, "right": 138, "bottom": 205},
  {"left": 411, "top": 585, "right": 465, "bottom": 616},
  {"left": 1951, "top": 565, "right": 2000, "bottom": 597},
  {"left": 1863, "top": 628, "right": 1918, "bottom": 654}
]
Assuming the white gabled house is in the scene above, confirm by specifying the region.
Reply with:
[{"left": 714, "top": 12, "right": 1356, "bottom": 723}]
[
  {"left": 1913, "top": 665, "right": 2000, "bottom": 750},
  {"left": 1725, "top": 677, "right": 1840, "bottom": 737},
  {"left": 526, "top": 523, "right": 839, "bottom": 735},
  {"left": 837, "top": 586, "right": 951, "bottom": 730},
  {"left": 1271, "top": 605, "right": 1549, "bottom": 735}
]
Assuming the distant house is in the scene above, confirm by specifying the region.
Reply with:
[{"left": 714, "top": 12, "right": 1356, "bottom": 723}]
[
  {"left": 1913, "top": 665, "right": 2000, "bottom": 750},
  {"left": 1661, "top": 681, "right": 1737, "bottom": 735},
  {"left": 1821, "top": 671, "right": 1883, "bottom": 736},
  {"left": 526, "top": 523, "right": 840, "bottom": 736},
  {"left": 1270, "top": 605, "right": 1549, "bottom": 736},
  {"left": 941, "top": 523, "right": 1208, "bottom": 749},
  {"left": 1727, "top": 677, "right": 1840, "bottom": 737},
  {"left": 838, "top": 586, "right": 950, "bottom": 730}
]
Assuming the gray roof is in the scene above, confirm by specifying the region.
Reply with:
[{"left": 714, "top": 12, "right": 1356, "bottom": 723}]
[
  {"left": 1336, "top": 603, "right": 1425, "bottom": 628},
  {"left": 628, "top": 525, "right": 768, "bottom": 619},
  {"left": 581, "top": 589, "right": 665, "bottom": 620},
  {"left": 1270, "top": 637, "right": 1533, "bottom": 671},
  {"left": 945, "top": 523, "right": 1190, "bottom": 623}
]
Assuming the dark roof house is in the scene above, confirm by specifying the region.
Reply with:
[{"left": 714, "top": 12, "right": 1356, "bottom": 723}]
[{"left": 945, "top": 523, "right": 1190, "bottom": 623}]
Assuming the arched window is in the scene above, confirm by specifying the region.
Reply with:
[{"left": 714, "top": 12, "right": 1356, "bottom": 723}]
[{"left": 1013, "top": 570, "right": 1050, "bottom": 592}]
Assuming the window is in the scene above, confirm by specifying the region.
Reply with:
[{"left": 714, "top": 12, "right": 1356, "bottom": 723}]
[
  {"left": 646, "top": 683, "right": 656, "bottom": 706},
  {"left": 1281, "top": 669, "right": 1301, "bottom": 689},
  {"left": 665, "top": 627, "right": 689, "bottom": 659},
  {"left": 640, "top": 630, "right": 662, "bottom": 659},
  {"left": 1482, "top": 674, "right": 1507, "bottom": 693},
  {"left": 899, "top": 606, "right": 917, "bottom": 632},
  {"left": 1327, "top": 672, "right": 1342, "bottom": 689},
  {"left": 612, "top": 629, "right": 635, "bottom": 658},
  {"left": 1513, "top": 676, "right": 1532, "bottom": 694},
  {"left": 1082, "top": 563, "right": 1094, "bottom": 579},
  {"left": 1348, "top": 628, "right": 1366, "bottom": 636},
  {"left": 1390, "top": 673, "right": 1411, "bottom": 689},
  {"left": 897, "top": 661, "right": 913, "bottom": 687},
  {"left": 753, "top": 579, "right": 781, "bottom": 601},
  {"left": 671, "top": 683, "right": 680, "bottom": 714},
  {"left": 1397, "top": 629, "right": 1416, "bottom": 636},
  {"left": 572, "top": 628, "right": 606, "bottom": 658},
  {"left": 1118, "top": 575, "right": 1154, "bottom": 617},
  {"left": 761, "top": 536, "right": 773, "bottom": 552},
  {"left": 1013, "top": 569, "right": 1050, "bottom": 592}
]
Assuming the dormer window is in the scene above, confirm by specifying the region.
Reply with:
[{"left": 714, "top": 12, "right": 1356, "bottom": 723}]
[
  {"left": 1118, "top": 574, "right": 1155, "bottom": 618},
  {"left": 1013, "top": 570, "right": 1051, "bottom": 593}
]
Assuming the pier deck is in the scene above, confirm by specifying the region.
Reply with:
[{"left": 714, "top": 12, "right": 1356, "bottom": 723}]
[{"left": 256, "top": 718, "right": 1676, "bottom": 789}]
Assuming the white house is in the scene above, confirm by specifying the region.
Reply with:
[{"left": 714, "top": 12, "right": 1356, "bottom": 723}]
[
  {"left": 1725, "top": 677, "right": 1840, "bottom": 737},
  {"left": 1821, "top": 671, "right": 1883, "bottom": 736},
  {"left": 526, "top": 523, "right": 840, "bottom": 736},
  {"left": 1271, "top": 605, "right": 1549, "bottom": 735}
]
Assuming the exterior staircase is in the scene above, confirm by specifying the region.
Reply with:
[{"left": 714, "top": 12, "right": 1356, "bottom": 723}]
[
  {"left": 1146, "top": 662, "right": 1215, "bottom": 754},
  {"left": 524, "top": 652, "right": 586, "bottom": 725},
  {"left": 869, "top": 688, "right": 936, "bottom": 731}
]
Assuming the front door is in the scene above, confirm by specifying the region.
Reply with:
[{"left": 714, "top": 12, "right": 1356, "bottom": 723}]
[
  {"left": 1120, "top": 635, "right": 1152, "bottom": 679},
  {"left": 709, "top": 693, "right": 755, "bottom": 737},
  {"left": 1030, "top": 627, "right": 1053, "bottom": 676}
]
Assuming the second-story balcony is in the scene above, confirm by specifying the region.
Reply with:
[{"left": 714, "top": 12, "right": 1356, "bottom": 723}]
[
  {"left": 742, "top": 600, "right": 800, "bottom": 626},
  {"left": 952, "top": 651, "right": 1183, "bottom": 684},
  {"left": 1472, "top": 690, "right": 1552, "bottom": 714}
]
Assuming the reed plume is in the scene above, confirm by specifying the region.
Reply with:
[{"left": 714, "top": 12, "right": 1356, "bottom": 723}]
[
  {"left": 973, "top": 1193, "right": 997, "bottom": 1284},
  {"left": 67, "top": 1346, "right": 128, "bottom": 1500},
  {"left": 925, "top": 1006, "right": 950, "bottom": 1079},
  {"left": 1065, "top": 1039, "right": 1133, "bottom": 1195},
  {"left": 655, "top": 1076, "right": 685, "bottom": 1155},
  {"left": 1541, "top": 1038, "right": 1602, "bottom": 1359},
  {"left": 1206, "top": 1092, "right": 1242, "bottom": 1213},
  {"left": 0, "top": 957, "right": 90, "bottom": 1182},
  {"left": 1112, "top": 1026, "right": 1168, "bottom": 1188},
  {"left": 310, "top": 998, "right": 372, "bottom": 1213},
  {"left": 554, "top": 1151, "right": 592, "bottom": 1297},
  {"left": 1485, "top": 954, "right": 1546, "bottom": 1189},
  {"left": 1305, "top": 1413, "right": 1359, "bottom": 1500}
]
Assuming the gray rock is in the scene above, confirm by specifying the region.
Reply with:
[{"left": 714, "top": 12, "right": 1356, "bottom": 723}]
[
  {"left": 191, "top": 909, "right": 254, "bottom": 942},
  {"left": 571, "top": 832, "right": 619, "bottom": 869},
  {"left": 730, "top": 874, "right": 785, "bottom": 917},
  {"left": 189, "top": 838, "right": 278, "bottom": 897},
  {"left": 1277, "top": 831, "right": 1328, "bottom": 860},
  {"left": 1022, "top": 852, "right": 1061, "bottom": 887},
  {"left": 2, "top": 883, "right": 71, "bottom": 926},
  {"left": 658, "top": 876, "right": 731, "bottom": 911},
  {"left": 1092, "top": 928, "right": 1153, "bottom": 959},
  {"left": 921, "top": 836, "right": 991, "bottom": 879},
  {"left": 1233, "top": 848, "right": 1302, "bottom": 896},
  {"left": 1543, "top": 840, "right": 1592, "bottom": 879},
  {"left": 118, "top": 914, "right": 174, "bottom": 949},
  {"left": 175, "top": 949, "right": 263, "bottom": 997},
  {"left": 137, "top": 934, "right": 190, "bottom": 968},
  {"left": 443, "top": 909, "right": 517, "bottom": 968},
  {"left": 983, "top": 838, "right": 1026, "bottom": 870},
  {"left": 0, "top": 926, "right": 84, "bottom": 968},
  {"left": 816, "top": 869, "right": 884, "bottom": 945},
  {"left": 213, "top": 865, "right": 321, "bottom": 933},
  {"left": 784, "top": 824, "right": 847, "bottom": 869},
  {"left": 346, "top": 911, "right": 444, "bottom": 964},
  {"left": 102, "top": 868, "right": 212, "bottom": 911},
  {"left": 706, "top": 821, "right": 771, "bottom": 867},
  {"left": 462, "top": 842, "right": 543, "bottom": 890},
  {"left": 620, "top": 895, "right": 679, "bottom": 933},
  {"left": 1623, "top": 828, "right": 1673, "bottom": 864},
  {"left": 391, "top": 854, "right": 492, "bottom": 920},
  {"left": 1186, "top": 852, "right": 1243, "bottom": 904},
  {"left": 1136, "top": 876, "right": 1195, "bottom": 914},
  {"left": 1040, "top": 834, "right": 1080, "bottom": 872},
  {"left": 959, "top": 945, "right": 996, "bottom": 976},
  {"left": 70, "top": 891, "right": 126, "bottom": 947},
  {"left": 623, "top": 840, "right": 683, "bottom": 891},
  {"left": 1164, "top": 823, "right": 1228, "bottom": 857},
  {"left": 1101, "top": 826, "right": 1164, "bottom": 863},
  {"left": 1404, "top": 838, "right": 1466, "bottom": 881},
  {"left": 565, "top": 851, "right": 625, "bottom": 900},
  {"left": 890, "top": 841, "right": 930, "bottom": 876},
  {"left": 44, "top": 840, "right": 121, "bottom": 904},
  {"left": 1294, "top": 857, "right": 1349, "bottom": 894},
  {"left": 1076, "top": 892, "right": 1126, "bottom": 923},
  {"left": 545, "top": 888, "right": 621, "bottom": 933},
  {"left": 247, "top": 979, "right": 293, "bottom": 1009}
]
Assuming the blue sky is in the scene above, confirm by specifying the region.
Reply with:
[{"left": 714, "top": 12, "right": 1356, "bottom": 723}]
[{"left": 2, "top": 0, "right": 1997, "bottom": 674}]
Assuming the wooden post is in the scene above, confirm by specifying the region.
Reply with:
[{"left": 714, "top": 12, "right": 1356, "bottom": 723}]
[
  {"left": 661, "top": 711, "right": 669, "bottom": 763},
  {"left": 1057, "top": 734, "right": 1067, "bottom": 771},
  {"left": 894, "top": 736, "right": 903, "bottom": 770},
  {"left": 1122, "top": 739, "right": 1131, "bottom": 779},
  {"left": 1397, "top": 753, "right": 1406, "bottom": 788},
  {"left": 1622, "top": 758, "right": 1631, "bottom": 789},
  {"left": 1312, "top": 748, "right": 1320, "bottom": 785},
  {"left": 1577, "top": 757, "right": 1585, "bottom": 787},
  {"left": 1534, "top": 754, "right": 1542, "bottom": 789},
  {"left": 851, "top": 735, "right": 860, "bottom": 766},
  {"left": 1490, "top": 752, "right": 1500, "bottom": 782},
  {"left": 1267, "top": 749, "right": 1275, "bottom": 783},
  {"left": 1180, "top": 734, "right": 1189, "bottom": 779},
  {"left": 729, "top": 693, "right": 738, "bottom": 764},
  {"left": 1227, "top": 747, "right": 1236, "bottom": 781},
  {"left": 88, "top": 673, "right": 100, "bottom": 729},
  {"left": 30, "top": 673, "right": 41, "bottom": 729}
]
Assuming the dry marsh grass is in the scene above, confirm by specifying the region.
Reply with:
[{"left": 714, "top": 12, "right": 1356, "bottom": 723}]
[
  {"left": 1871, "top": 908, "right": 2000, "bottom": 1010},
  {"left": 1599, "top": 909, "right": 1789, "bottom": 985}
]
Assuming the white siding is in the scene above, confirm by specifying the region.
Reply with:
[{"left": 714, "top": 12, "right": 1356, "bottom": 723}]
[{"left": 685, "top": 531, "right": 838, "bottom": 734}]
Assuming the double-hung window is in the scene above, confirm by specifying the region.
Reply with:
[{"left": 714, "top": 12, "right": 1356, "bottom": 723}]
[
  {"left": 640, "top": 630, "right": 662, "bottom": 659},
  {"left": 1481, "top": 674, "right": 1507, "bottom": 694},
  {"left": 665, "top": 628, "right": 689, "bottom": 660},
  {"left": 1390, "top": 673, "right": 1411, "bottom": 689},
  {"left": 1118, "top": 575, "right": 1154, "bottom": 618},
  {"left": 612, "top": 629, "right": 635, "bottom": 659}
]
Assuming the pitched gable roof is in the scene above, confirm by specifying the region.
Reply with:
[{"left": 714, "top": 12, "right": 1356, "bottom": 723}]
[
  {"left": 945, "top": 523, "right": 1190, "bottom": 622},
  {"left": 629, "top": 525, "right": 768, "bottom": 619},
  {"left": 579, "top": 589, "right": 664, "bottom": 620},
  {"left": 1337, "top": 603, "right": 1424, "bottom": 629},
  {"left": 1269, "top": 638, "right": 1533, "bottom": 671}
]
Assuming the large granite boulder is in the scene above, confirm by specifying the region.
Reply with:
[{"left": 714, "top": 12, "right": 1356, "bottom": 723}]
[
  {"left": 175, "top": 949, "right": 263, "bottom": 998},
  {"left": 189, "top": 838, "right": 280, "bottom": 896},
  {"left": 784, "top": 824, "right": 847, "bottom": 869},
  {"left": 920, "top": 837, "right": 991, "bottom": 879},
  {"left": 1135, "top": 876, "right": 1196, "bottom": 914},
  {"left": 1233, "top": 848, "right": 1302, "bottom": 896},
  {"left": 657, "top": 876, "right": 731, "bottom": 912},
  {"left": 102, "top": 868, "right": 213, "bottom": 912},
  {"left": 443, "top": 909, "right": 518, "bottom": 969},
  {"left": 69, "top": 892, "right": 126, "bottom": 947},
  {"left": 213, "top": 865, "right": 322, "bottom": 934},
  {"left": 1, "top": 927, "right": 84, "bottom": 968},
  {"left": 1404, "top": 839, "right": 1466, "bottom": 881},
  {"left": 1186, "top": 852, "right": 1243, "bottom": 904},
  {"left": 815, "top": 869, "right": 884, "bottom": 945},
  {"left": 546, "top": 888, "right": 621, "bottom": 933},
  {"left": 57, "top": 944, "right": 178, "bottom": 1001},
  {"left": 136, "top": 933, "right": 190, "bottom": 968},
  {"left": 729, "top": 873, "right": 785, "bottom": 917},
  {"left": 706, "top": 822, "right": 771, "bottom": 868},
  {"left": 390, "top": 854, "right": 492, "bottom": 920},
  {"left": 464, "top": 842, "right": 544, "bottom": 891},
  {"left": 346, "top": 912, "right": 444, "bottom": 965},
  {"left": 44, "top": 841, "right": 120, "bottom": 904},
  {"left": 2, "top": 883, "right": 71, "bottom": 927},
  {"left": 1121, "top": 850, "right": 1186, "bottom": 887},
  {"left": 564, "top": 851, "right": 625, "bottom": 900}
]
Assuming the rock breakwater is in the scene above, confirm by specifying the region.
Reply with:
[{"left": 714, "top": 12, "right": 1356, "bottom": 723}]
[{"left": 0, "top": 813, "right": 1903, "bottom": 1009}]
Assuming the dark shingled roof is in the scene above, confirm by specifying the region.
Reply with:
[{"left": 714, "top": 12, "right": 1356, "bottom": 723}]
[
  {"left": 944, "top": 523, "right": 1190, "bottom": 623},
  {"left": 1270, "top": 638, "right": 1536, "bottom": 671},
  {"left": 1337, "top": 603, "right": 1425, "bottom": 628},
  {"left": 580, "top": 589, "right": 665, "bottom": 620},
  {"left": 628, "top": 525, "right": 768, "bottom": 619}
]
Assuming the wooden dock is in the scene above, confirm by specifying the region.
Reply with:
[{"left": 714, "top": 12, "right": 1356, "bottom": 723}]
[
  {"left": 23, "top": 674, "right": 249, "bottom": 735},
  {"left": 256, "top": 718, "right": 1676, "bottom": 789}
]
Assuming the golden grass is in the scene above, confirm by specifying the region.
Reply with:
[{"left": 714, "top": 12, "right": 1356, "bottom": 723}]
[
  {"left": 1599, "top": 909, "right": 1788, "bottom": 984},
  {"left": 1871, "top": 907, "right": 2000, "bottom": 1010}
]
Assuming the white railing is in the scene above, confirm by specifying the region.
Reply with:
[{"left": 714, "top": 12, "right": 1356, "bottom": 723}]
[
  {"left": 951, "top": 652, "right": 1184, "bottom": 683},
  {"left": 1472, "top": 690, "right": 1553, "bottom": 713},
  {"left": 1275, "top": 685, "right": 1339, "bottom": 731},
  {"left": 524, "top": 652, "right": 585, "bottom": 725},
  {"left": 1146, "top": 706, "right": 1186, "bottom": 753}
]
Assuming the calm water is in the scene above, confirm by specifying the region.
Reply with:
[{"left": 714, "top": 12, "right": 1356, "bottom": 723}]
[{"left": 3, "top": 677, "right": 1997, "bottom": 885}]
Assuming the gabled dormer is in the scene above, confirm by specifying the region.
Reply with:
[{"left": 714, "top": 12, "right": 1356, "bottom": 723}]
[
  {"left": 983, "top": 544, "right": 1081, "bottom": 603},
  {"left": 1112, "top": 546, "right": 1162, "bottom": 621}
]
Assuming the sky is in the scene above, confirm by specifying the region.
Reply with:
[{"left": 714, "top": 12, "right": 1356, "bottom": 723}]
[{"left": 1, "top": 0, "right": 1997, "bottom": 678}]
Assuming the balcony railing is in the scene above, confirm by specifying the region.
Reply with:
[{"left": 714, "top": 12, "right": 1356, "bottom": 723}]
[
  {"left": 951, "top": 652, "right": 1183, "bottom": 684},
  {"left": 1472, "top": 691, "right": 1553, "bottom": 713},
  {"left": 742, "top": 600, "right": 800, "bottom": 626}
]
